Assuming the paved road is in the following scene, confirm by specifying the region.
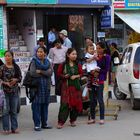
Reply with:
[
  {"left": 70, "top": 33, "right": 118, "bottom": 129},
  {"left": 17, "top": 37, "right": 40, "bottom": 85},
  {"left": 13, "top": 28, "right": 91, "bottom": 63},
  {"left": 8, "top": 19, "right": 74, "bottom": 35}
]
[{"left": 0, "top": 99, "right": 140, "bottom": 140}]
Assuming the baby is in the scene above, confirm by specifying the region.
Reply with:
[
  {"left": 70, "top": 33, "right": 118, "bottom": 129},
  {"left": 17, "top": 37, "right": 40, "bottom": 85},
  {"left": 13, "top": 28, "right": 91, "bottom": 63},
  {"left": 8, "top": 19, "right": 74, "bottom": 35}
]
[{"left": 85, "top": 45, "right": 100, "bottom": 86}]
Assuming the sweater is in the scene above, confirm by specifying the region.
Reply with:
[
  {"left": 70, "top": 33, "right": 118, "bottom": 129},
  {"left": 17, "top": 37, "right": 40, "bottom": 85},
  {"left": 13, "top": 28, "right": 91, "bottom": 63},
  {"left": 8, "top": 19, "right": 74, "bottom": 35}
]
[{"left": 97, "top": 54, "right": 111, "bottom": 82}]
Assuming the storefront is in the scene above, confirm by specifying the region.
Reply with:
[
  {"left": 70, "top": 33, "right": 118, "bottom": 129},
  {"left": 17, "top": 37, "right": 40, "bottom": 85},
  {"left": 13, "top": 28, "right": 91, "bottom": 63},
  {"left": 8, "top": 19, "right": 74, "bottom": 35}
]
[
  {"left": 6, "top": 0, "right": 112, "bottom": 51},
  {"left": 0, "top": 0, "right": 112, "bottom": 76},
  {"left": 105, "top": 0, "right": 140, "bottom": 52},
  {"left": 0, "top": 0, "right": 6, "bottom": 59}
]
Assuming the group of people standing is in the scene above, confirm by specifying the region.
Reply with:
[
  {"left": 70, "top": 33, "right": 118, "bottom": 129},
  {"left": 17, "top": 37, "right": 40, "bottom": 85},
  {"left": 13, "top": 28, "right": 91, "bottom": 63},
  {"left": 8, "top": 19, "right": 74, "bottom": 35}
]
[{"left": 0, "top": 28, "right": 121, "bottom": 134}]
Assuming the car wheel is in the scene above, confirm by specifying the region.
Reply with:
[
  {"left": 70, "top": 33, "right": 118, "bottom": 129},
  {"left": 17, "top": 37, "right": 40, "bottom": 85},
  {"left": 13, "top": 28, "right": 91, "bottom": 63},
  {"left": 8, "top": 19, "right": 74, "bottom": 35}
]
[
  {"left": 130, "top": 91, "right": 140, "bottom": 110},
  {"left": 131, "top": 98, "right": 140, "bottom": 110},
  {"left": 113, "top": 81, "right": 127, "bottom": 100}
]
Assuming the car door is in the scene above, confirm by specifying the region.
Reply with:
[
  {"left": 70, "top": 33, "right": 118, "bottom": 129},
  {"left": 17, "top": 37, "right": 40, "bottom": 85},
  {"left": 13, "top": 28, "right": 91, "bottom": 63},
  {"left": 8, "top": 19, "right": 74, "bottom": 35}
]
[
  {"left": 123, "top": 47, "right": 133, "bottom": 93},
  {"left": 117, "top": 47, "right": 133, "bottom": 94},
  {"left": 117, "top": 48, "right": 128, "bottom": 93}
]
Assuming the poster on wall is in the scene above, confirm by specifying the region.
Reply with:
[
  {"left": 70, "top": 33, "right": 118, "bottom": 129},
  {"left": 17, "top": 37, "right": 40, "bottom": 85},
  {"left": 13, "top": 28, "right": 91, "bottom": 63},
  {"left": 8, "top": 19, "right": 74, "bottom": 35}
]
[
  {"left": 0, "top": 6, "right": 5, "bottom": 57},
  {"left": 68, "top": 15, "right": 84, "bottom": 32},
  {"left": 6, "top": 0, "right": 57, "bottom": 4},
  {"left": 125, "top": 0, "right": 140, "bottom": 8}
]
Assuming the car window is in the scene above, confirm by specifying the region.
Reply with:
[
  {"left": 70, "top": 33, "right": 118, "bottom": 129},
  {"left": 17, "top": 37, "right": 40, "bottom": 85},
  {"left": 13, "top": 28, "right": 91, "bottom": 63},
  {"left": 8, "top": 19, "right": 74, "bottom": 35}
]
[
  {"left": 134, "top": 46, "right": 140, "bottom": 64},
  {"left": 125, "top": 47, "right": 133, "bottom": 63},
  {"left": 120, "top": 48, "right": 128, "bottom": 64}
]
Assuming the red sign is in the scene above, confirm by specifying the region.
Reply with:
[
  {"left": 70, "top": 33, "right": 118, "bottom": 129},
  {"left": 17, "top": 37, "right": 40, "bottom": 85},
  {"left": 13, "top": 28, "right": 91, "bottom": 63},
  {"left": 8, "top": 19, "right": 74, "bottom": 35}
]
[
  {"left": 113, "top": 2, "right": 125, "bottom": 8},
  {"left": 0, "top": 0, "right": 6, "bottom": 4}
]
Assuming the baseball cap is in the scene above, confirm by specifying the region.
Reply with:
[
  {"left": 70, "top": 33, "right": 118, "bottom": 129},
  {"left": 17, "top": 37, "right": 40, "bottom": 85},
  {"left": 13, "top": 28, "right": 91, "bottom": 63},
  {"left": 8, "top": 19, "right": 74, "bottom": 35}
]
[{"left": 59, "top": 29, "right": 68, "bottom": 36}]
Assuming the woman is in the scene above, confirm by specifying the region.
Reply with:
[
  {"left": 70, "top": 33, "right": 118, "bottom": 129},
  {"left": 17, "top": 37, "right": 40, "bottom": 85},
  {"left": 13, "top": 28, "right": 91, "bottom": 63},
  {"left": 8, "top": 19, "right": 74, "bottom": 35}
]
[
  {"left": 87, "top": 42, "right": 111, "bottom": 125},
  {"left": 110, "top": 43, "right": 120, "bottom": 85},
  {"left": 57, "top": 48, "right": 83, "bottom": 129},
  {"left": 30, "top": 46, "right": 53, "bottom": 131},
  {"left": 0, "top": 51, "right": 22, "bottom": 134}
]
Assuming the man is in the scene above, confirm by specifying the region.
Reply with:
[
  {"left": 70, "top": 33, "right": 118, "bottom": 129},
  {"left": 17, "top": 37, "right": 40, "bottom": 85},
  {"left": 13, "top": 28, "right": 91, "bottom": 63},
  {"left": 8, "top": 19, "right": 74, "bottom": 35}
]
[
  {"left": 59, "top": 29, "right": 72, "bottom": 48},
  {"left": 48, "top": 27, "right": 57, "bottom": 52},
  {"left": 48, "top": 39, "right": 68, "bottom": 96},
  {"left": 85, "top": 36, "right": 96, "bottom": 50},
  {"left": 34, "top": 38, "right": 47, "bottom": 55}
]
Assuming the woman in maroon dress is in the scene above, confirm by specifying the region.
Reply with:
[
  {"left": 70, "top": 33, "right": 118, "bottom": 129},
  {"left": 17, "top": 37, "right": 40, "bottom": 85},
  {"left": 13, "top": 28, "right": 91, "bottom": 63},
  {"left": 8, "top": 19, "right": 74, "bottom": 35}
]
[{"left": 57, "top": 48, "right": 83, "bottom": 129}]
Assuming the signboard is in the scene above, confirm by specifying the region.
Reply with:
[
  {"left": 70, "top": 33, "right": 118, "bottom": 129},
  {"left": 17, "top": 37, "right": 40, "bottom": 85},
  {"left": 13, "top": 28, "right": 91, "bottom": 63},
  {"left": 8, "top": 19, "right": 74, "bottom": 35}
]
[
  {"left": 113, "top": 0, "right": 125, "bottom": 8},
  {"left": 125, "top": 0, "right": 140, "bottom": 8},
  {"left": 0, "top": 0, "right": 6, "bottom": 4},
  {"left": 58, "top": 0, "right": 111, "bottom": 5},
  {"left": 6, "top": 0, "right": 57, "bottom": 4},
  {"left": 0, "top": 6, "right": 4, "bottom": 51},
  {"left": 101, "top": 6, "right": 114, "bottom": 29}
]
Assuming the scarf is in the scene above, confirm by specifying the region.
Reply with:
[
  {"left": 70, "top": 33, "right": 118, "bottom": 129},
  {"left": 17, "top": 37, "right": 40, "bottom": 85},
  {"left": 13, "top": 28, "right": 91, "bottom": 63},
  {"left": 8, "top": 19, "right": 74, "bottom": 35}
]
[
  {"left": 65, "top": 63, "right": 81, "bottom": 90},
  {"left": 33, "top": 57, "right": 50, "bottom": 70}
]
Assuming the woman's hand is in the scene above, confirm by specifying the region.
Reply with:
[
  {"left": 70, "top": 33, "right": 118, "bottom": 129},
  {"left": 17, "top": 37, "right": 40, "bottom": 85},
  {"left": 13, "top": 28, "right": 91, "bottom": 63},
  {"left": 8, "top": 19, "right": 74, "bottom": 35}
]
[
  {"left": 10, "top": 78, "right": 18, "bottom": 86},
  {"left": 70, "top": 75, "right": 80, "bottom": 80},
  {"left": 36, "top": 70, "right": 41, "bottom": 74},
  {"left": 64, "top": 74, "right": 70, "bottom": 79},
  {"left": 3, "top": 81, "right": 11, "bottom": 87}
]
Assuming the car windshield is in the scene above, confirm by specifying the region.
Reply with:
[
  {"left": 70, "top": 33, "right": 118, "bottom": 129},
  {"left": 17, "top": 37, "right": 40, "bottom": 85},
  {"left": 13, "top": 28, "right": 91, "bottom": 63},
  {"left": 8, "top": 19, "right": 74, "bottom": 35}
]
[{"left": 134, "top": 46, "right": 140, "bottom": 64}]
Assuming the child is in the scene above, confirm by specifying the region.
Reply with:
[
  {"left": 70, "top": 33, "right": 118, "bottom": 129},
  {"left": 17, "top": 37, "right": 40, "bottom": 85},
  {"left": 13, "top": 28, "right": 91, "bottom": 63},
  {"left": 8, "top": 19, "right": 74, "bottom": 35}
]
[{"left": 85, "top": 45, "right": 100, "bottom": 87}]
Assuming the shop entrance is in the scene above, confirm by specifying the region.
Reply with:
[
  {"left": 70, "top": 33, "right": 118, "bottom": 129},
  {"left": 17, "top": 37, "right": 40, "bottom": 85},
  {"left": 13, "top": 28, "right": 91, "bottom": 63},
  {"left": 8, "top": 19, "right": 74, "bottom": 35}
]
[
  {"left": 44, "top": 14, "right": 85, "bottom": 59},
  {"left": 46, "top": 15, "right": 68, "bottom": 33}
]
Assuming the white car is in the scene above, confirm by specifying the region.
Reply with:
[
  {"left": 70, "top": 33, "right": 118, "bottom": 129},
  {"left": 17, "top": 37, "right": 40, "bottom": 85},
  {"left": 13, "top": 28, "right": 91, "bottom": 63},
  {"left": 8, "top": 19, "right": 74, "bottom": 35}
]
[{"left": 114, "top": 42, "right": 140, "bottom": 109}]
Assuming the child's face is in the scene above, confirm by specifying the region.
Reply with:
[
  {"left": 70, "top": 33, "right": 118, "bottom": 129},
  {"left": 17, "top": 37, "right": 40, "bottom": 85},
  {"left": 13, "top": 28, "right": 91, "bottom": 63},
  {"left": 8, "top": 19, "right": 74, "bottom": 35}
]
[{"left": 87, "top": 46, "right": 94, "bottom": 54}]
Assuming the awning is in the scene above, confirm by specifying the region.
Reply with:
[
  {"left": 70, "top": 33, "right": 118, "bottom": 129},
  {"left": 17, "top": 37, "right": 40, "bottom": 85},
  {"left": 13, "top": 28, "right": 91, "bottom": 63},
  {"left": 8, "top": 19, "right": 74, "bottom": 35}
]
[{"left": 115, "top": 11, "right": 140, "bottom": 33}]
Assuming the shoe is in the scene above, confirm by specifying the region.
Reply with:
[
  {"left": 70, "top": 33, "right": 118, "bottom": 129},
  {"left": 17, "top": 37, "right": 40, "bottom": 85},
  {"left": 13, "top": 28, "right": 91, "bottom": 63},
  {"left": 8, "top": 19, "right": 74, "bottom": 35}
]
[
  {"left": 87, "top": 119, "right": 95, "bottom": 124},
  {"left": 99, "top": 120, "right": 104, "bottom": 125},
  {"left": 41, "top": 125, "right": 53, "bottom": 129},
  {"left": 11, "top": 129, "right": 20, "bottom": 134},
  {"left": 57, "top": 124, "right": 63, "bottom": 129},
  {"left": 34, "top": 127, "right": 42, "bottom": 131}
]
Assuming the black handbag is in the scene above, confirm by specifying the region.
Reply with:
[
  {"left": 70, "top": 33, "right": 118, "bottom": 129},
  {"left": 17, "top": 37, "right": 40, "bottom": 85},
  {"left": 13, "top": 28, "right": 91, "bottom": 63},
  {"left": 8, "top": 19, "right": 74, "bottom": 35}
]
[
  {"left": 23, "top": 71, "right": 39, "bottom": 88},
  {"left": 23, "top": 61, "right": 39, "bottom": 102}
]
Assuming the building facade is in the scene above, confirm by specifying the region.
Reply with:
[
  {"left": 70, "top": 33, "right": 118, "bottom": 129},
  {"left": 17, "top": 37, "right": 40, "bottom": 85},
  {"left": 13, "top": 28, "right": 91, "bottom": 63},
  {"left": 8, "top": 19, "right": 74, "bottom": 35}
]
[
  {"left": 105, "top": 0, "right": 140, "bottom": 52},
  {"left": 0, "top": 0, "right": 112, "bottom": 73}
]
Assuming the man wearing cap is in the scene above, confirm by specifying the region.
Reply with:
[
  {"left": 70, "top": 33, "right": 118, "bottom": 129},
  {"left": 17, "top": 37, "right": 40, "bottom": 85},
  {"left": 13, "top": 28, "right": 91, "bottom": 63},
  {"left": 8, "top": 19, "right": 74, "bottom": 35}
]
[{"left": 59, "top": 29, "right": 72, "bottom": 48}]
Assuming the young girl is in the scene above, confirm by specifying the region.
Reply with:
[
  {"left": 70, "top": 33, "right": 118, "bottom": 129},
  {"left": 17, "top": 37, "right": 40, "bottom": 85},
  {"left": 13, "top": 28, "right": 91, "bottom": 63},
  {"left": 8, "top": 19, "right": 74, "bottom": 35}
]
[
  {"left": 87, "top": 42, "right": 111, "bottom": 125},
  {"left": 0, "top": 51, "right": 22, "bottom": 134},
  {"left": 57, "top": 48, "right": 83, "bottom": 129}
]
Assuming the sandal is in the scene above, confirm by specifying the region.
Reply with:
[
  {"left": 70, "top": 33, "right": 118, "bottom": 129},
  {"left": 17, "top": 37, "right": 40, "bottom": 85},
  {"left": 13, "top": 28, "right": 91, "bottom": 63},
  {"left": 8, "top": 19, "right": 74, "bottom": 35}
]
[
  {"left": 2, "top": 130, "right": 11, "bottom": 135},
  {"left": 87, "top": 119, "right": 95, "bottom": 124},
  {"left": 99, "top": 120, "right": 104, "bottom": 125},
  {"left": 57, "top": 124, "right": 63, "bottom": 129},
  {"left": 11, "top": 129, "right": 20, "bottom": 134},
  {"left": 70, "top": 122, "right": 76, "bottom": 127}
]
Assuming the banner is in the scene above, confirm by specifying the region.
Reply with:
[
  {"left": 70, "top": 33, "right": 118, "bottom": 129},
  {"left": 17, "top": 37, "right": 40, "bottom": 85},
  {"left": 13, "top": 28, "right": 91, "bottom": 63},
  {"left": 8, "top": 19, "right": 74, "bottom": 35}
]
[
  {"left": 0, "top": 6, "right": 4, "bottom": 52},
  {"left": 125, "top": 0, "right": 140, "bottom": 8},
  {"left": 0, "top": 0, "right": 6, "bottom": 4},
  {"left": 6, "top": 0, "right": 57, "bottom": 4},
  {"left": 58, "top": 0, "right": 111, "bottom": 5},
  {"left": 113, "top": 0, "right": 125, "bottom": 8}
]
